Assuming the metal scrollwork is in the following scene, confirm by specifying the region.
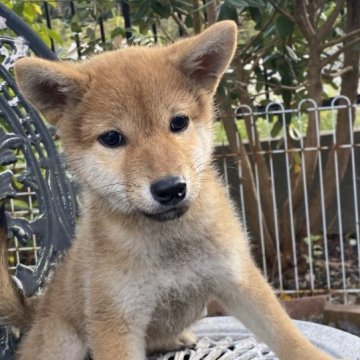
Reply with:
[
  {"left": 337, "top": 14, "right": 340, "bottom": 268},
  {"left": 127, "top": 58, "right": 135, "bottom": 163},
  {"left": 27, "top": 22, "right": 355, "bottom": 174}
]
[{"left": 0, "top": 4, "right": 77, "bottom": 359}]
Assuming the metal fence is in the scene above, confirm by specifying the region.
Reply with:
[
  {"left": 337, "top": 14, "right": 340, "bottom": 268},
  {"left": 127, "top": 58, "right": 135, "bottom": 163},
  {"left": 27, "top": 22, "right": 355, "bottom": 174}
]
[{"left": 214, "top": 97, "right": 360, "bottom": 303}]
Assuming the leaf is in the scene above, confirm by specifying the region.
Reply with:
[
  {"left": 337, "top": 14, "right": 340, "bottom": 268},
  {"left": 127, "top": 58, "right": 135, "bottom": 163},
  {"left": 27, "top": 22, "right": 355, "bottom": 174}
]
[
  {"left": 293, "top": 151, "right": 302, "bottom": 166},
  {"left": 282, "top": 89, "right": 292, "bottom": 106},
  {"left": 279, "top": 294, "right": 292, "bottom": 301},
  {"left": 111, "top": 27, "right": 125, "bottom": 39},
  {"left": 285, "top": 46, "right": 299, "bottom": 62},
  {"left": 71, "top": 23, "right": 82, "bottom": 33},
  {"left": 3, "top": 0, "right": 13, "bottom": 9},
  {"left": 229, "top": 91, "right": 240, "bottom": 100},
  {"left": 263, "top": 52, "right": 280, "bottom": 65},
  {"left": 288, "top": 124, "right": 301, "bottom": 141},
  {"left": 152, "top": 1, "right": 171, "bottom": 18},
  {"left": 249, "top": 7, "right": 262, "bottom": 29},
  {"left": 275, "top": 16, "right": 294, "bottom": 38},
  {"left": 71, "top": 14, "right": 82, "bottom": 33},
  {"left": 23, "top": 3, "right": 39, "bottom": 22},
  {"left": 172, "top": 0, "right": 193, "bottom": 11},
  {"left": 271, "top": 120, "right": 283, "bottom": 137},
  {"left": 31, "top": 3, "right": 42, "bottom": 16},
  {"left": 323, "top": 76, "right": 339, "bottom": 90},
  {"left": 334, "top": 27, "right": 345, "bottom": 37},
  {"left": 8, "top": 255, "right": 15, "bottom": 266},
  {"left": 293, "top": 163, "right": 301, "bottom": 174},
  {"left": 185, "top": 14, "right": 193, "bottom": 28},
  {"left": 138, "top": 21, "right": 149, "bottom": 35},
  {"left": 255, "top": 79, "right": 263, "bottom": 93},
  {"left": 86, "top": 27, "right": 95, "bottom": 39},
  {"left": 133, "top": 1, "right": 151, "bottom": 22},
  {"left": 217, "top": 82, "right": 227, "bottom": 97},
  {"left": 47, "top": 29, "right": 63, "bottom": 45},
  {"left": 226, "top": 0, "right": 265, "bottom": 8},
  {"left": 32, "top": 24, "right": 50, "bottom": 47},
  {"left": 218, "top": 3, "right": 238, "bottom": 22}
]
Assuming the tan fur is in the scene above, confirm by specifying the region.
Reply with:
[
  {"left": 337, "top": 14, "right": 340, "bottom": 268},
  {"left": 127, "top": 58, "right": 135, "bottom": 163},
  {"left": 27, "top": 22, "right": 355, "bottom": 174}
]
[{"left": 1, "top": 21, "right": 333, "bottom": 359}]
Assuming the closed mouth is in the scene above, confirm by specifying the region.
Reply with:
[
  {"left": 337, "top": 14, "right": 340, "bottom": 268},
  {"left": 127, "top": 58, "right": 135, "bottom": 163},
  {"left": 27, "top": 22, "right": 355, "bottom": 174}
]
[{"left": 142, "top": 206, "right": 189, "bottom": 222}]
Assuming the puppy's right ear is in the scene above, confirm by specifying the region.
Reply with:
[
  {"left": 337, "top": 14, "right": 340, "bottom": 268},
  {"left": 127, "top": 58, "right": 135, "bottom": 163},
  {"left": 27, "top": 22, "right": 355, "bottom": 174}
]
[
  {"left": 14, "top": 58, "right": 89, "bottom": 125},
  {"left": 168, "top": 21, "right": 237, "bottom": 94}
]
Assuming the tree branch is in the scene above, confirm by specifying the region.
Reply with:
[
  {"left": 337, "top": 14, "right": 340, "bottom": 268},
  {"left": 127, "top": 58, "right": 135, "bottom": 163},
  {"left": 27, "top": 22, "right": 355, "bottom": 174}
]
[
  {"left": 171, "top": 13, "right": 189, "bottom": 36},
  {"left": 318, "top": 0, "right": 346, "bottom": 40},
  {"left": 244, "top": 38, "right": 280, "bottom": 67},
  {"left": 315, "top": 0, "right": 327, "bottom": 24},
  {"left": 321, "top": 37, "right": 360, "bottom": 66},
  {"left": 241, "top": 11, "right": 277, "bottom": 55},
  {"left": 307, "top": 0, "right": 317, "bottom": 30},
  {"left": 321, "top": 28, "right": 360, "bottom": 49},
  {"left": 192, "top": 0, "right": 202, "bottom": 34},
  {"left": 294, "top": 0, "right": 316, "bottom": 41},
  {"left": 267, "top": 0, "right": 294, "bottom": 22},
  {"left": 205, "top": 0, "right": 217, "bottom": 25},
  {"left": 323, "top": 65, "right": 353, "bottom": 78},
  {"left": 251, "top": 80, "right": 303, "bottom": 90}
]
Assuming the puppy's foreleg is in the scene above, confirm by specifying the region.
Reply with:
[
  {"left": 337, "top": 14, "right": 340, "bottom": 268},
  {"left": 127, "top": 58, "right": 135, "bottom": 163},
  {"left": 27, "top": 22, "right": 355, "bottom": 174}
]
[
  {"left": 218, "top": 262, "right": 333, "bottom": 360},
  {"left": 17, "top": 318, "right": 87, "bottom": 360},
  {"left": 88, "top": 318, "right": 146, "bottom": 360}
]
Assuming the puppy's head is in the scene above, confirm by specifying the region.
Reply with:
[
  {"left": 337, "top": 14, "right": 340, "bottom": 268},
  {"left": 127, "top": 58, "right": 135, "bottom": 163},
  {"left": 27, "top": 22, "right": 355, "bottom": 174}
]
[{"left": 15, "top": 21, "right": 237, "bottom": 221}]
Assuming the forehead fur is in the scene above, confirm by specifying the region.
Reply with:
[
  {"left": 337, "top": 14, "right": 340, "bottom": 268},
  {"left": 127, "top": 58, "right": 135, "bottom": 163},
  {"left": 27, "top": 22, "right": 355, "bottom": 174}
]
[
  {"left": 84, "top": 46, "right": 206, "bottom": 112},
  {"left": 70, "top": 47, "right": 211, "bottom": 143}
]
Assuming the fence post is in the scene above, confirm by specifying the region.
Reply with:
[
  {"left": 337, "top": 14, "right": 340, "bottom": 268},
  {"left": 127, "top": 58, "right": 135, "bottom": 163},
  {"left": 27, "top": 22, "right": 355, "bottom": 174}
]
[{"left": 118, "top": 0, "right": 132, "bottom": 41}]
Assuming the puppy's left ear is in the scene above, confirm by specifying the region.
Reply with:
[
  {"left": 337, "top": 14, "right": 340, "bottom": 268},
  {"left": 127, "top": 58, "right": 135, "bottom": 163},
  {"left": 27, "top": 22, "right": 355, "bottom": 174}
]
[{"left": 169, "top": 21, "right": 237, "bottom": 93}]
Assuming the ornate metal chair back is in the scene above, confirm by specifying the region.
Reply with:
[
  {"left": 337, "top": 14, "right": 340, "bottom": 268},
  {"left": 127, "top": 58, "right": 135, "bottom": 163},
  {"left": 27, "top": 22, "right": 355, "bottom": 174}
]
[{"left": 0, "top": 4, "right": 77, "bottom": 359}]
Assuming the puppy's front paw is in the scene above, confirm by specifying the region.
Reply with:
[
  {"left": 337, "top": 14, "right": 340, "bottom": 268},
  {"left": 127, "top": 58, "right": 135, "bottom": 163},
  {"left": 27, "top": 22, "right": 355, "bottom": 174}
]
[
  {"left": 147, "top": 329, "right": 197, "bottom": 354},
  {"left": 177, "top": 329, "right": 197, "bottom": 348}
]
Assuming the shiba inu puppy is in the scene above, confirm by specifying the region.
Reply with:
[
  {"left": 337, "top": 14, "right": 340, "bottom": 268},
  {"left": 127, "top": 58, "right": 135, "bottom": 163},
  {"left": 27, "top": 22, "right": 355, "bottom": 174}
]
[{"left": 0, "top": 21, "right": 333, "bottom": 359}]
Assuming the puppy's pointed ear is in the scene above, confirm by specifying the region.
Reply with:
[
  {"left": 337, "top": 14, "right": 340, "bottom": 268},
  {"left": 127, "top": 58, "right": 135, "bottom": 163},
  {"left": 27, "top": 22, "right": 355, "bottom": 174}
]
[
  {"left": 14, "top": 58, "right": 89, "bottom": 125},
  {"left": 169, "top": 21, "right": 237, "bottom": 93}
]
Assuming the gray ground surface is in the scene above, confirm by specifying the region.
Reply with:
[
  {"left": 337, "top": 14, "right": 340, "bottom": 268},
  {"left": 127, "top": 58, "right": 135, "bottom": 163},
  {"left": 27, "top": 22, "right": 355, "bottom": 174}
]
[{"left": 149, "top": 316, "right": 360, "bottom": 359}]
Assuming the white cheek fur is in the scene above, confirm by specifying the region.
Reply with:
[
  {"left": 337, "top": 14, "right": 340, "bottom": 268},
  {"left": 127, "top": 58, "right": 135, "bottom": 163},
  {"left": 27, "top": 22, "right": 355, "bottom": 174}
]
[
  {"left": 71, "top": 152, "right": 134, "bottom": 213},
  {"left": 70, "top": 152, "right": 161, "bottom": 213},
  {"left": 192, "top": 124, "right": 212, "bottom": 174}
]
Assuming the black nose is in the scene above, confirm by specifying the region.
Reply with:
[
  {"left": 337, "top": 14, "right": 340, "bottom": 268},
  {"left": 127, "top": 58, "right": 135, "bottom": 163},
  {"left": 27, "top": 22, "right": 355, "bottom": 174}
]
[{"left": 150, "top": 177, "right": 187, "bottom": 205}]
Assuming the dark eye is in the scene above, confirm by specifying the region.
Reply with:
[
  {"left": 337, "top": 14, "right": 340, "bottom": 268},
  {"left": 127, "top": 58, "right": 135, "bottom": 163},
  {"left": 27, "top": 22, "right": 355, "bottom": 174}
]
[
  {"left": 170, "top": 115, "right": 189, "bottom": 133},
  {"left": 98, "top": 130, "right": 125, "bottom": 148}
]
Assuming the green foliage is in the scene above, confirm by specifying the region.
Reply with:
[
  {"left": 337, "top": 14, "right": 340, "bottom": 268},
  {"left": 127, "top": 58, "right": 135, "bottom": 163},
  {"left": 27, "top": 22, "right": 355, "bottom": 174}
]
[
  {"left": 225, "top": 0, "right": 266, "bottom": 8},
  {"left": 218, "top": 3, "right": 238, "bottom": 22},
  {"left": 3, "top": 0, "right": 57, "bottom": 47},
  {"left": 1, "top": 0, "right": 356, "bottom": 139},
  {"left": 275, "top": 16, "right": 294, "bottom": 38}
]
